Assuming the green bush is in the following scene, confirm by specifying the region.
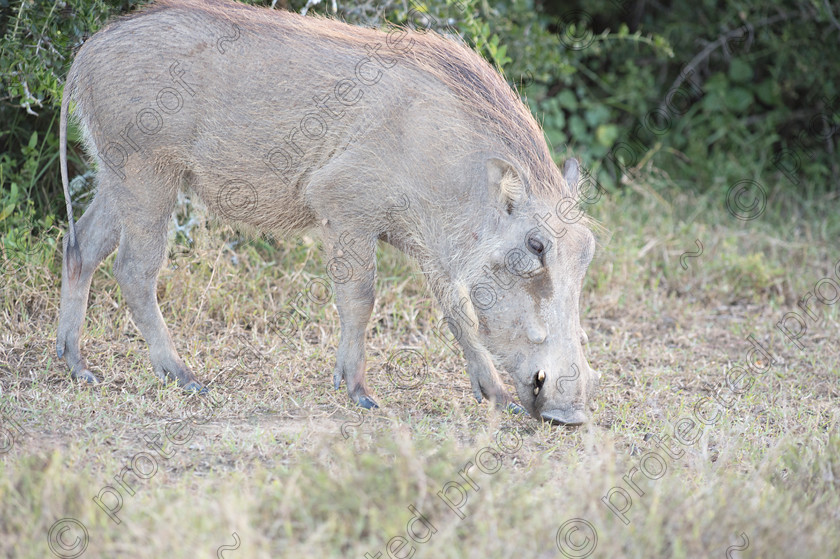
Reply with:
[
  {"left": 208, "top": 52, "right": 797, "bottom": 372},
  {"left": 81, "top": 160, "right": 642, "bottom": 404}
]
[
  {"left": 1, "top": 0, "right": 135, "bottom": 254},
  {"left": 0, "top": 0, "right": 836, "bottom": 243},
  {"left": 526, "top": 0, "right": 839, "bottom": 194}
]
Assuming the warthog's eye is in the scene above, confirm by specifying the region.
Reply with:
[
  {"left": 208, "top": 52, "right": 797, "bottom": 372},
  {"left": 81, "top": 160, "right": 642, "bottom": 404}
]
[{"left": 527, "top": 236, "right": 546, "bottom": 264}]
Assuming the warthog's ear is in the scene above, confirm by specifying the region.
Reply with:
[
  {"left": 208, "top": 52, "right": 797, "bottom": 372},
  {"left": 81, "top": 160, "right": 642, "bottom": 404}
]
[
  {"left": 486, "top": 157, "right": 524, "bottom": 215},
  {"left": 563, "top": 158, "right": 580, "bottom": 196}
]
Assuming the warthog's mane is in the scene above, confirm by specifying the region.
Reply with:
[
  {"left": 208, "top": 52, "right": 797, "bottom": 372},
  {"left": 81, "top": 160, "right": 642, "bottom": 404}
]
[
  {"left": 121, "top": 0, "right": 569, "bottom": 202},
  {"left": 400, "top": 38, "right": 566, "bottom": 200}
]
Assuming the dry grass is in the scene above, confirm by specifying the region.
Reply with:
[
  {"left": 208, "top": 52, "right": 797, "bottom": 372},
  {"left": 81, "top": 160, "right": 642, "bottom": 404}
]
[{"left": 1, "top": 182, "right": 839, "bottom": 558}]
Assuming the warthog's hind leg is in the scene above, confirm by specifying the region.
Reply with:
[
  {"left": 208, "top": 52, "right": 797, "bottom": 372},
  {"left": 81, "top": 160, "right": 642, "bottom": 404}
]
[
  {"left": 112, "top": 186, "right": 204, "bottom": 393},
  {"left": 56, "top": 191, "right": 120, "bottom": 383}
]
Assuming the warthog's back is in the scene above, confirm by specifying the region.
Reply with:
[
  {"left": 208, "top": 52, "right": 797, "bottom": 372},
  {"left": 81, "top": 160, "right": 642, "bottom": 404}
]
[{"left": 65, "top": 0, "right": 560, "bottom": 232}]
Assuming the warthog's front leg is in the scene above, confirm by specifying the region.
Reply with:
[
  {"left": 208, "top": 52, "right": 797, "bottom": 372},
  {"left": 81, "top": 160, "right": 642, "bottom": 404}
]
[
  {"left": 463, "top": 342, "right": 523, "bottom": 413},
  {"left": 440, "top": 297, "right": 525, "bottom": 414},
  {"left": 324, "top": 229, "right": 379, "bottom": 409}
]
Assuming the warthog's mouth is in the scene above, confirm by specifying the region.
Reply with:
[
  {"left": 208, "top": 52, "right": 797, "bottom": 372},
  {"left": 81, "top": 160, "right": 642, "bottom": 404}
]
[{"left": 539, "top": 407, "right": 590, "bottom": 426}]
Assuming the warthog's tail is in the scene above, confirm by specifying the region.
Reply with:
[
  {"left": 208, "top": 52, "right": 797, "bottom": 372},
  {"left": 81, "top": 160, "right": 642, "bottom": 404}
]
[{"left": 60, "top": 82, "right": 82, "bottom": 282}]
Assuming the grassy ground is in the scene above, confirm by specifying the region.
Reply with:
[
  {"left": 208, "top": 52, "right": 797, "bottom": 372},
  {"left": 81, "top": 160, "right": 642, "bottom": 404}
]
[{"left": 1, "top": 178, "right": 839, "bottom": 558}]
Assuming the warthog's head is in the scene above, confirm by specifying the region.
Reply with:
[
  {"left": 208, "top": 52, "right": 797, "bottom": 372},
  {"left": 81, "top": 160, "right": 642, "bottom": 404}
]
[{"left": 462, "top": 156, "right": 599, "bottom": 425}]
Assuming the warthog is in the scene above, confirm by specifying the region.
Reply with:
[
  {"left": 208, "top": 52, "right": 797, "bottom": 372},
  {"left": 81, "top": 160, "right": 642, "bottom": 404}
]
[{"left": 57, "top": 0, "right": 599, "bottom": 424}]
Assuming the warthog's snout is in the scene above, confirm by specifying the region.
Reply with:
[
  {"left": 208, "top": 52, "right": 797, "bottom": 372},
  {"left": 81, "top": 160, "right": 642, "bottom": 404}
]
[
  {"left": 539, "top": 408, "right": 589, "bottom": 426},
  {"left": 526, "top": 362, "right": 599, "bottom": 426}
]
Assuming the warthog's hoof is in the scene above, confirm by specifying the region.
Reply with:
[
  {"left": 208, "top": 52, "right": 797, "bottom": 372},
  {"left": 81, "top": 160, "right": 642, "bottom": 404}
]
[
  {"left": 71, "top": 367, "right": 99, "bottom": 384},
  {"left": 505, "top": 402, "right": 527, "bottom": 415},
  {"left": 355, "top": 395, "right": 379, "bottom": 410},
  {"left": 183, "top": 381, "right": 208, "bottom": 395}
]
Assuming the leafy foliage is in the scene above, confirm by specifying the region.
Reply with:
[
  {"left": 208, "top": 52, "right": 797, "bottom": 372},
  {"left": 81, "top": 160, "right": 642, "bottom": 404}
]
[{"left": 0, "top": 0, "right": 836, "bottom": 239}]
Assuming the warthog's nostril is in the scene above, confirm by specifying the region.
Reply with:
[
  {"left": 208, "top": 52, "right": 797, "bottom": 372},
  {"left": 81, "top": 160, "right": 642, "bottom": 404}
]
[{"left": 533, "top": 369, "right": 546, "bottom": 396}]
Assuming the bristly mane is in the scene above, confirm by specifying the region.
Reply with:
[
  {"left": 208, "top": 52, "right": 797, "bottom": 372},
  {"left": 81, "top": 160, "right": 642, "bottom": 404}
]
[
  {"left": 124, "top": 0, "right": 567, "bottom": 199},
  {"left": 400, "top": 34, "right": 563, "bottom": 198}
]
